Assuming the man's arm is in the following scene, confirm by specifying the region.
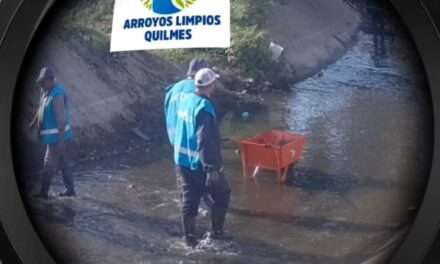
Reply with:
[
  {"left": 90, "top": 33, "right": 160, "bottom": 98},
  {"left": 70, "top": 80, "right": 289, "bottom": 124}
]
[{"left": 197, "top": 111, "right": 223, "bottom": 172}]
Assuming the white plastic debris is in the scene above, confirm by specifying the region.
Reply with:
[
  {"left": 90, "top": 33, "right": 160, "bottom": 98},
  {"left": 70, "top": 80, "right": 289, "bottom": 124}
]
[
  {"left": 269, "top": 41, "right": 284, "bottom": 61},
  {"left": 241, "top": 112, "right": 250, "bottom": 120}
]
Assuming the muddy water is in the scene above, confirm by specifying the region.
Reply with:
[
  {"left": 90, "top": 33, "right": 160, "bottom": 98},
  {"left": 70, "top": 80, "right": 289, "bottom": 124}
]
[{"left": 29, "top": 32, "right": 432, "bottom": 264}]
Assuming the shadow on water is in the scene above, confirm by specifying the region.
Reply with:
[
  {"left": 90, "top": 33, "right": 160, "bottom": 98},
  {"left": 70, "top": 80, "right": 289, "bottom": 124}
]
[
  {"left": 287, "top": 168, "right": 360, "bottom": 195},
  {"left": 35, "top": 198, "right": 182, "bottom": 258},
  {"left": 285, "top": 167, "right": 417, "bottom": 195},
  {"left": 31, "top": 201, "right": 77, "bottom": 226},
  {"left": 343, "top": 0, "right": 403, "bottom": 67},
  {"left": 224, "top": 165, "right": 417, "bottom": 234},
  {"left": 229, "top": 206, "right": 402, "bottom": 234}
]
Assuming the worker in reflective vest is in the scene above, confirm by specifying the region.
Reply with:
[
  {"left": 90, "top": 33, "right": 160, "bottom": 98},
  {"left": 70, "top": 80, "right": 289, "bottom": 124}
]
[
  {"left": 31, "top": 67, "right": 75, "bottom": 199},
  {"left": 164, "top": 58, "right": 215, "bottom": 233},
  {"left": 164, "top": 58, "right": 208, "bottom": 145},
  {"left": 173, "top": 68, "right": 231, "bottom": 248}
]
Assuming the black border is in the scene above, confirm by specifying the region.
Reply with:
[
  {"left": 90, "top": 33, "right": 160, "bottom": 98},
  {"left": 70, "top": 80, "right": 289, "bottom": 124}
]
[
  {"left": 389, "top": 0, "right": 440, "bottom": 263},
  {"left": 0, "top": 0, "right": 438, "bottom": 263},
  {"left": 0, "top": 1, "right": 56, "bottom": 263}
]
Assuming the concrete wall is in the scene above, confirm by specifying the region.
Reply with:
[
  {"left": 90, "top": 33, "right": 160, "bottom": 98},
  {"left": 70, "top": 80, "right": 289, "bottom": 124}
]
[
  {"left": 16, "top": 31, "right": 183, "bottom": 151},
  {"left": 266, "top": 0, "right": 360, "bottom": 80}
]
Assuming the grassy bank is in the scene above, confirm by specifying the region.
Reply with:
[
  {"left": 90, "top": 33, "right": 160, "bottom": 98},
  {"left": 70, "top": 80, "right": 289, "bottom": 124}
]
[{"left": 153, "top": 0, "right": 278, "bottom": 78}]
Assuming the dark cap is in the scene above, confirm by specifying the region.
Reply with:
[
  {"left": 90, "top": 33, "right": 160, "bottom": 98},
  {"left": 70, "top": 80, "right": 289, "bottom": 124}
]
[
  {"left": 36, "top": 67, "right": 54, "bottom": 83},
  {"left": 187, "top": 58, "right": 209, "bottom": 77}
]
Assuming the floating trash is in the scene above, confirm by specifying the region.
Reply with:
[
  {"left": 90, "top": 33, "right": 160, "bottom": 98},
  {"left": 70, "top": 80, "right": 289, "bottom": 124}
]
[{"left": 241, "top": 112, "right": 250, "bottom": 120}]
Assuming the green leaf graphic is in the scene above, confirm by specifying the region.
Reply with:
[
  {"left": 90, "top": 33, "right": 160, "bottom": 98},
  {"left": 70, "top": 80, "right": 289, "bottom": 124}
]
[
  {"left": 186, "top": 0, "right": 196, "bottom": 7},
  {"left": 175, "top": 0, "right": 185, "bottom": 9},
  {"left": 140, "top": 0, "right": 152, "bottom": 9}
]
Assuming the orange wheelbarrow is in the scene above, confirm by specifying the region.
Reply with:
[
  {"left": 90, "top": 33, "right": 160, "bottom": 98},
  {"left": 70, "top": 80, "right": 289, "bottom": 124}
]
[{"left": 238, "top": 130, "right": 306, "bottom": 183}]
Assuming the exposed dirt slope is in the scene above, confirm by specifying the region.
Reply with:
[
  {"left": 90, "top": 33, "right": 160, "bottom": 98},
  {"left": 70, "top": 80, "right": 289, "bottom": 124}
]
[{"left": 15, "top": 26, "right": 183, "bottom": 164}]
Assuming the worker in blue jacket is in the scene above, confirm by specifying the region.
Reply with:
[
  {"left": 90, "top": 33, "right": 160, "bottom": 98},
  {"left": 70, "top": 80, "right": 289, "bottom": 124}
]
[
  {"left": 31, "top": 67, "right": 75, "bottom": 199},
  {"left": 164, "top": 58, "right": 208, "bottom": 145},
  {"left": 173, "top": 68, "right": 231, "bottom": 248}
]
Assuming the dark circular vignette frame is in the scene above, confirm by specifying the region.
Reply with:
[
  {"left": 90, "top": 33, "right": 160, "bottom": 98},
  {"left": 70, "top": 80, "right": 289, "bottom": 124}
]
[{"left": 0, "top": 0, "right": 438, "bottom": 263}]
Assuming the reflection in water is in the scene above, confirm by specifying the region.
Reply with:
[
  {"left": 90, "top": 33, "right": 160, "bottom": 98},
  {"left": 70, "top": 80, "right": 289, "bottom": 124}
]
[
  {"left": 28, "top": 19, "right": 432, "bottom": 264},
  {"left": 367, "top": 1, "right": 387, "bottom": 66},
  {"left": 286, "top": 32, "right": 431, "bottom": 179},
  {"left": 36, "top": 203, "right": 77, "bottom": 225},
  {"left": 344, "top": 0, "right": 400, "bottom": 66}
]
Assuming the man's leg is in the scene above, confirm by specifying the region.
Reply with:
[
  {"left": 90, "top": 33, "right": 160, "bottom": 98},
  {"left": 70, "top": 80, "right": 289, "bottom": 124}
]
[
  {"left": 60, "top": 160, "right": 75, "bottom": 196},
  {"left": 176, "top": 166, "right": 205, "bottom": 247},
  {"left": 208, "top": 172, "right": 231, "bottom": 238},
  {"left": 37, "top": 145, "right": 58, "bottom": 198},
  {"left": 59, "top": 145, "right": 75, "bottom": 196}
]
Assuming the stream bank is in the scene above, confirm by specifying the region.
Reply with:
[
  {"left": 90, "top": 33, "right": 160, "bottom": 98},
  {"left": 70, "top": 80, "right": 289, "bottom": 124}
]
[{"left": 14, "top": 0, "right": 362, "bottom": 162}]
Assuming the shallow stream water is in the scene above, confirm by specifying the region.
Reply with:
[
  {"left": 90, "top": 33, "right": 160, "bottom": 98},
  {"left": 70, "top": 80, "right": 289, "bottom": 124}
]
[{"left": 29, "top": 31, "right": 432, "bottom": 264}]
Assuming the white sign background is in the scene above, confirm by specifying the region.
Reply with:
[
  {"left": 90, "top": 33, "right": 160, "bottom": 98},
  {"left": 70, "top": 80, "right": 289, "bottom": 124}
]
[{"left": 110, "top": 0, "right": 230, "bottom": 52}]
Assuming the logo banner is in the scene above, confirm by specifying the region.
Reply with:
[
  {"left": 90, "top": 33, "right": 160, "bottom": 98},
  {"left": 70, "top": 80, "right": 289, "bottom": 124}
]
[{"left": 110, "top": 0, "right": 230, "bottom": 52}]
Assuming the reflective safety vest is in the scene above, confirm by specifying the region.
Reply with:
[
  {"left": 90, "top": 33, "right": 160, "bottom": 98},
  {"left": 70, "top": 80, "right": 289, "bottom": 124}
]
[
  {"left": 164, "top": 79, "right": 196, "bottom": 145},
  {"left": 174, "top": 93, "right": 216, "bottom": 170},
  {"left": 40, "top": 84, "right": 73, "bottom": 144}
]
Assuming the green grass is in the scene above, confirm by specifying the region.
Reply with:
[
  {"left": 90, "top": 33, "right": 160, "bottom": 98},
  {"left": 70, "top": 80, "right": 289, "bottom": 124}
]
[
  {"left": 151, "top": 0, "right": 279, "bottom": 77},
  {"left": 61, "top": 0, "right": 114, "bottom": 50}
]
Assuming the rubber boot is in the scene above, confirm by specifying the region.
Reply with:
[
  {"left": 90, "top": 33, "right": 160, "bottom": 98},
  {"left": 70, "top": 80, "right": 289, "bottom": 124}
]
[
  {"left": 60, "top": 165, "right": 76, "bottom": 197},
  {"left": 208, "top": 179, "right": 231, "bottom": 240},
  {"left": 36, "top": 171, "right": 52, "bottom": 199},
  {"left": 182, "top": 216, "right": 197, "bottom": 248},
  {"left": 208, "top": 207, "right": 227, "bottom": 240}
]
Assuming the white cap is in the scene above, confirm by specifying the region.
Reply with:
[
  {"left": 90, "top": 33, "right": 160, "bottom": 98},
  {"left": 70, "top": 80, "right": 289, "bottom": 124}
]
[{"left": 194, "top": 68, "right": 220, "bottom": 87}]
